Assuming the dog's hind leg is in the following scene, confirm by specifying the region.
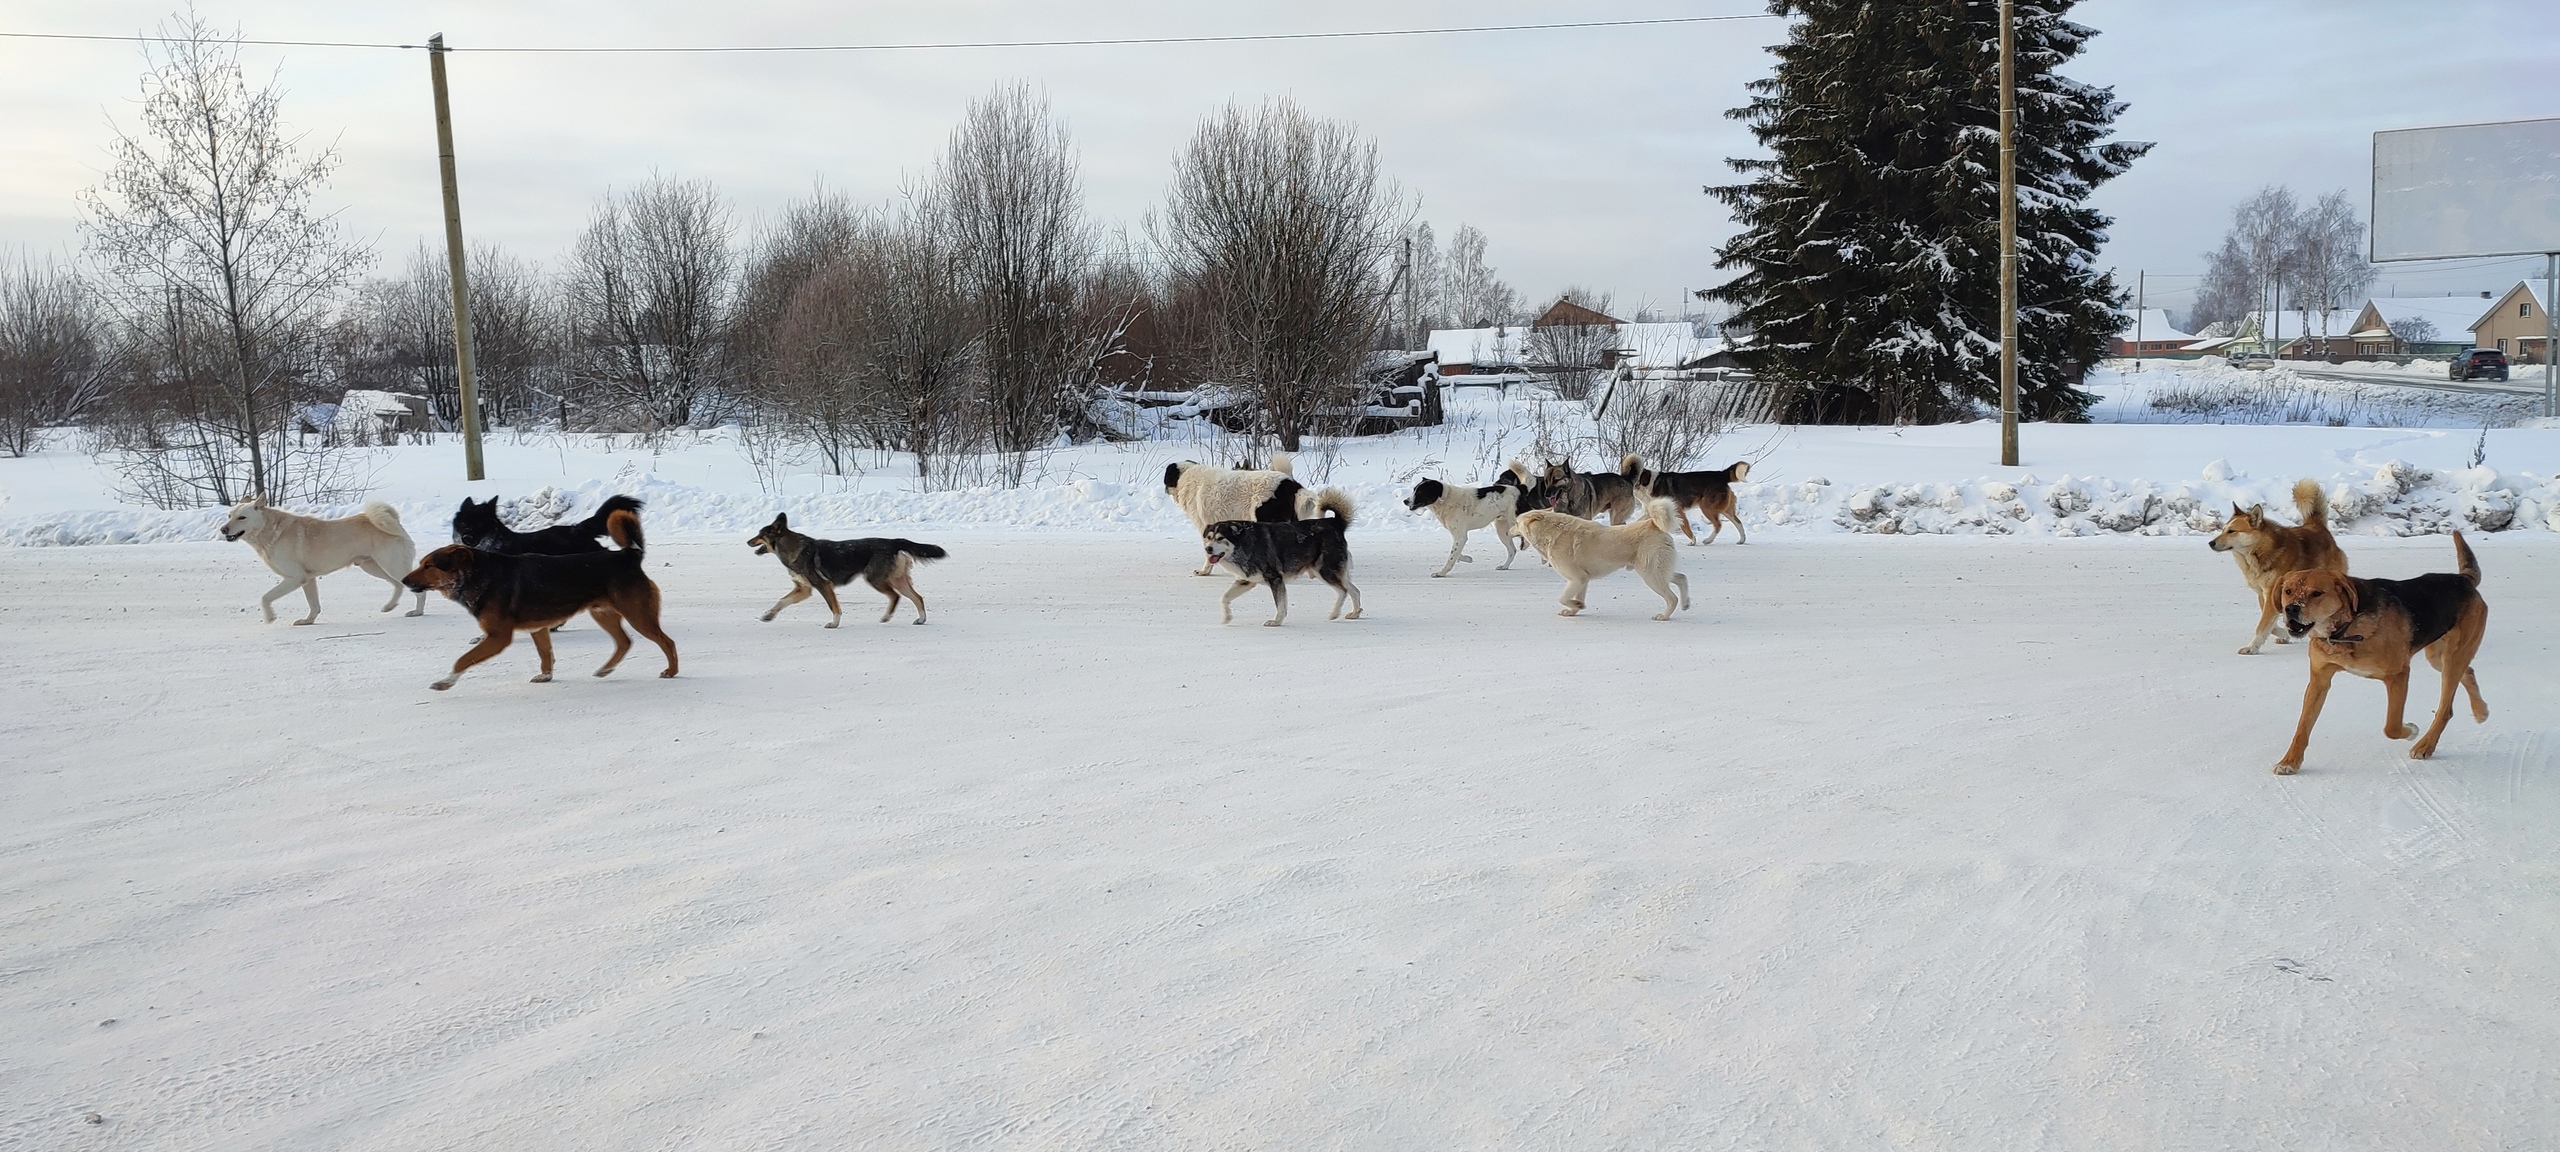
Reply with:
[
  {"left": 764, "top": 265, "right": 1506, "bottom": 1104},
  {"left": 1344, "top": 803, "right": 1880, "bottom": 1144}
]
[
  {"left": 1677, "top": 508, "right": 1701, "bottom": 546},
  {"left": 2275, "top": 662, "right": 2340, "bottom": 774},
  {"left": 1329, "top": 571, "right": 1362, "bottom": 621},
  {"left": 618, "top": 594, "right": 679, "bottom": 678},
  {"left": 889, "top": 570, "right": 926, "bottom": 624},
  {"left": 1641, "top": 566, "right": 1684, "bottom": 620},
  {"left": 761, "top": 581, "right": 815, "bottom": 623},
  {"left": 1671, "top": 571, "right": 1692, "bottom": 613},
  {"left": 1219, "top": 579, "right": 1256, "bottom": 625},
  {"left": 589, "top": 608, "right": 636, "bottom": 678},
  {"left": 432, "top": 629, "right": 514, "bottom": 691},
  {"left": 2461, "top": 666, "right": 2489, "bottom": 723},
  {"left": 1494, "top": 518, "right": 1518, "bottom": 570},
  {"left": 2415, "top": 633, "right": 2486, "bottom": 757},
  {"left": 528, "top": 628, "right": 557, "bottom": 683}
]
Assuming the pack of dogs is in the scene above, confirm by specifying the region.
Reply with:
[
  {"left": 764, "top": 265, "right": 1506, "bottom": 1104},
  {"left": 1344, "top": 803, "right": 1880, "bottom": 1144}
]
[{"left": 214, "top": 453, "right": 2500, "bottom": 777}]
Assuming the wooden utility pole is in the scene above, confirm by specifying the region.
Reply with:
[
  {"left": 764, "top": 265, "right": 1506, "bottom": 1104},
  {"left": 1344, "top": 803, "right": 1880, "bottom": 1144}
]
[
  {"left": 428, "top": 34, "right": 485, "bottom": 481},
  {"left": 1997, "top": 0, "right": 2019, "bottom": 466},
  {"left": 2134, "top": 270, "right": 2145, "bottom": 370}
]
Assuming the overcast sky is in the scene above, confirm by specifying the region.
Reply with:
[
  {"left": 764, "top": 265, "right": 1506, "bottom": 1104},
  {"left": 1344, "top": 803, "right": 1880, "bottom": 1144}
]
[{"left": 3, "top": 0, "right": 2555, "bottom": 322}]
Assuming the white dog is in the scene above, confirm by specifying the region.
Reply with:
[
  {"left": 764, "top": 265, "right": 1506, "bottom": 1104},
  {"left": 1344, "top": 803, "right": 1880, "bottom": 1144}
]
[
  {"left": 220, "top": 496, "right": 427, "bottom": 624},
  {"left": 1403, "top": 461, "right": 1532, "bottom": 577},
  {"left": 1163, "top": 451, "right": 1328, "bottom": 575},
  {"left": 1513, "top": 498, "right": 1692, "bottom": 620}
]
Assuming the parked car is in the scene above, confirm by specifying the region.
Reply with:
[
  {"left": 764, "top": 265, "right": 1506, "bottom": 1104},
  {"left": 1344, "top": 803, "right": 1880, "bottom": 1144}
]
[
  {"left": 2448, "top": 348, "right": 2510, "bottom": 382},
  {"left": 2228, "top": 352, "right": 2276, "bottom": 371}
]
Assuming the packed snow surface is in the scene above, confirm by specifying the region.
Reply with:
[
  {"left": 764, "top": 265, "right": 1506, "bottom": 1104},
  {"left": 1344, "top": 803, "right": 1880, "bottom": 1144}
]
[{"left": 5, "top": 529, "right": 2559, "bottom": 1149}]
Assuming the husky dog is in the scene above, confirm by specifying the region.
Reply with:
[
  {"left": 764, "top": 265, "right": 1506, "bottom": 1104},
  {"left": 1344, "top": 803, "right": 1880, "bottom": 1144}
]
[
  {"left": 1513, "top": 497, "right": 1692, "bottom": 620},
  {"left": 1164, "top": 451, "right": 1334, "bottom": 575},
  {"left": 2208, "top": 478, "right": 2349, "bottom": 655},
  {"left": 1540, "top": 455, "right": 1645, "bottom": 524},
  {"left": 221, "top": 496, "right": 427, "bottom": 624},
  {"left": 747, "top": 513, "right": 947, "bottom": 627},
  {"left": 1632, "top": 460, "right": 1753, "bottom": 545},
  {"left": 1201, "top": 488, "right": 1360, "bottom": 626},
  {"left": 452, "top": 494, "right": 643, "bottom": 555},
  {"left": 402, "top": 508, "right": 676, "bottom": 690},
  {"left": 1405, "top": 462, "right": 1531, "bottom": 577}
]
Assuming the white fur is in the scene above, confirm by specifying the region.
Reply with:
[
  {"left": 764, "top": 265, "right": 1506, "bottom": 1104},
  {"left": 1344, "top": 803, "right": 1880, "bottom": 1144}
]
[
  {"left": 221, "top": 497, "right": 426, "bottom": 625},
  {"left": 1412, "top": 476, "right": 1524, "bottom": 578},
  {"left": 1514, "top": 498, "right": 1691, "bottom": 621},
  {"left": 1166, "top": 451, "right": 1324, "bottom": 575}
]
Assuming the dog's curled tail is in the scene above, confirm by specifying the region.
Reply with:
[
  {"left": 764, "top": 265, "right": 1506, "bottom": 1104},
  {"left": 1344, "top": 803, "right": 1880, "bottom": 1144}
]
[
  {"left": 1620, "top": 453, "right": 1645, "bottom": 478},
  {"left": 575, "top": 493, "right": 647, "bottom": 538},
  {"left": 361, "top": 501, "right": 406, "bottom": 536},
  {"left": 1728, "top": 460, "right": 1753, "bottom": 482},
  {"left": 1306, "top": 486, "right": 1355, "bottom": 526},
  {"left": 605, "top": 508, "right": 645, "bottom": 555},
  {"left": 898, "top": 540, "right": 950, "bottom": 562},
  {"left": 1266, "top": 450, "right": 1295, "bottom": 476},
  {"left": 1504, "top": 459, "right": 1533, "bottom": 486},
  {"left": 2291, "top": 477, "right": 2329, "bottom": 529},
  {"left": 1638, "top": 497, "right": 1679, "bottom": 537},
  {"left": 2453, "top": 530, "right": 2480, "bottom": 587}
]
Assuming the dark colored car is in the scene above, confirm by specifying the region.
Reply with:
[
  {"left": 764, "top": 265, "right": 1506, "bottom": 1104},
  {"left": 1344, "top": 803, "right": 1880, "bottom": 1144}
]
[{"left": 2449, "top": 348, "right": 2509, "bottom": 382}]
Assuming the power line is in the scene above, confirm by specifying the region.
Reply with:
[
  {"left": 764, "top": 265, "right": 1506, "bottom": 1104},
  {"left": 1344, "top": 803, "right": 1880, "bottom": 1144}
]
[{"left": 0, "top": 14, "right": 1775, "bottom": 55}]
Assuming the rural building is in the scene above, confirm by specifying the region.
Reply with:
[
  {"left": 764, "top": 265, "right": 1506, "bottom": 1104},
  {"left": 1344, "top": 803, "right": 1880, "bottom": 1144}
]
[
  {"left": 2110, "top": 309, "right": 2196, "bottom": 357},
  {"left": 2468, "top": 282, "right": 2550, "bottom": 364},
  {"left": 2343, "top": 296, "right": 2493, "bottom": 357}
]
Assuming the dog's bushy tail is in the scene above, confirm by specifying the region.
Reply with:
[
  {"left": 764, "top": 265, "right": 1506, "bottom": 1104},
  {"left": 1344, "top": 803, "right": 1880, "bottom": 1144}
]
[
  {"left": 1637, "top": 497, "right": 1679, "bottom": 537},
  {"left": 606, "top": 508, "right": 645, "bottom": 555},
  {"left": 574, "top": 494, "right": 646, "bottom": 538},
  {"left": 1620, "top": 453, "right": 1645, "bottom": 478},
  {"left": 2291, "top": 478, "right": 2329, "bottom": 529},
  {"left": 1727, "top": 460, "right": 1753, "bottom": 483},
  {"left": 1266, "top": 450, "right": 1295, "bottom": 476},
  {"left": 361, "top": 501, "right": 406, "bottom": 537},
  {"left": 2453, "top": 531, "right": 2480, "bottom": 586},
  {"left": 1305, "top": 486, "right": 1355, "bottom": 526},
  {"left": 896, "top": 540, "right": 949, "bottom": 562}
]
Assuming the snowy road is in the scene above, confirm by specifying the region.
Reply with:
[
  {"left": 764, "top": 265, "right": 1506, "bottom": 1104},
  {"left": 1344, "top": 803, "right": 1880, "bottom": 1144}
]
[{"left": 6, "top": 531, "right": 2558, "bottom": 1149}]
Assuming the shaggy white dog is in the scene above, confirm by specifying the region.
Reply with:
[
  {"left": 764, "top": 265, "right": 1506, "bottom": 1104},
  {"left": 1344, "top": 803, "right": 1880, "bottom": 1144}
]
[
  {"left": 1163, "top": 451, "right": 1326, "bottom": 575},
  {"left": 220, "top": 497, "right": 427, "bottom": 624}
]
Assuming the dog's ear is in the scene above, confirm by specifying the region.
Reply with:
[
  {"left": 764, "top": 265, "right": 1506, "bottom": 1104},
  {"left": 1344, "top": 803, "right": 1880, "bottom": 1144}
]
[
  {"left": 251, "top": 493, "right": 268, "bottom": 508},
  {"left": 2247, "top": 503, "right": 2264, "bottom": 521},
  {"left": 772, "top": 512, "right": 788, "bottom": 529},
  {"left": 2337, "top": 575, "right": 2360, "bottom": 618}
]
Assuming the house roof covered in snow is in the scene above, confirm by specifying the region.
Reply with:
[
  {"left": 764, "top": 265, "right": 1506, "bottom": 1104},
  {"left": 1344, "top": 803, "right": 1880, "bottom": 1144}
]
[
  {"left": 2239, "top": 309, "right": 2361, "bottom": 341},
  {"left": 2113, "top": 309, "right": 2194, "bottom": 342},
  {"left": 1426, "top": 326, "right": 1532, "bottom": 369},
  {"left": 2350, "top": 296, "right": 2496, "bottom": 340}
]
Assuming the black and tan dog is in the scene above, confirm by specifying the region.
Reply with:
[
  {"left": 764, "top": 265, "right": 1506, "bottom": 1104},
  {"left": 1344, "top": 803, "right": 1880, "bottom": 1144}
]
[
  {"left": 2209, "top": 478, "right": 2348, "bottom": 655},
  {"left": 747, "top": 513, "right": 946, "bottom": 627},
  {"left": 1201, "top": 489, "right": 1360, "bottom": 626},
  {"left": 1538, "top": 455, "right": 1644, "bottom": 524},
  {"left": 1633, "top": 460, "right": 1752, "bottom": 545},
  {"left": 401, "top": 508, "right": 678, "bottom": 690},
  {"left": 2270, "top": 532, "right": 2488, "bottom": 775},
  {"left": 453, "top": 493, "right": 643, "bottom": 555}
]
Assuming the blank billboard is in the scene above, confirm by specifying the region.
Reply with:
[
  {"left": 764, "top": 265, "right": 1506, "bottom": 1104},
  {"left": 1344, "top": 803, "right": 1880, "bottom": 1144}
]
[{"left": 2371, "top": 117, "right": 2560, "bottom": 262}]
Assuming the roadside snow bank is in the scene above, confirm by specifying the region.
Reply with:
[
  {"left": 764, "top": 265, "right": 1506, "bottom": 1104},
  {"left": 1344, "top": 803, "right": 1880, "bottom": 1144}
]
[{"left": 8, "top": 459, "right": 2555, "bottom": 545}]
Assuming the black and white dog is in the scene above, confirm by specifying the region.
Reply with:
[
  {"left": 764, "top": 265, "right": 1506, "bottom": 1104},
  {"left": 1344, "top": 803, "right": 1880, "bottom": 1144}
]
[
  {"left": 1201, "top": 488, "right": 1361, "bottom": 627},
  {"left": 1404, "top": 461, "right": 1533, "bottom": 577}
]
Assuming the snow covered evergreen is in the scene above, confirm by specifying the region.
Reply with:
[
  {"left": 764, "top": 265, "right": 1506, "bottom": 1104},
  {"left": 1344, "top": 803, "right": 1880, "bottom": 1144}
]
[{"left": 1704, "top": 0, "right": 2151, "bottom": 423}]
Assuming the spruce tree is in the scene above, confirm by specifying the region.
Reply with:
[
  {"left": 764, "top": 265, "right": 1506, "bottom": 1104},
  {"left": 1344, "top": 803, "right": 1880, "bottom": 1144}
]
[{"left": 1704, "top": 0, "right": 2149, "bottom": 423}]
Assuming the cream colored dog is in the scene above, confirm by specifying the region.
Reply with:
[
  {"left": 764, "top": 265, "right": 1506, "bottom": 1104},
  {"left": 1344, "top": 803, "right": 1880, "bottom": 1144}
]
[
  {"left": 1514, "top": 498, "right": 1692, "bottom": 620},
  {"left": 220, "top": 496, "right": 427, "bottom": 624}
]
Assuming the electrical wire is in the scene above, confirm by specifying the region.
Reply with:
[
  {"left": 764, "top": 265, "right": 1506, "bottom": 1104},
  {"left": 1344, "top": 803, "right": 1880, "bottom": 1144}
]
[{"left": 0, "top": 14, "right": 1775, "bottom": 55}]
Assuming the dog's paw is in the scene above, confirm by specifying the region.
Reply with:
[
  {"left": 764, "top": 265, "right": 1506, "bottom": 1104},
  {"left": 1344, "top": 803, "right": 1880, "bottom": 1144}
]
[
  {"left": 1653, "top": 612, "right": 1673, "bottom": 621},
  {"left": 2387, "top": 723, "right": 2416, "bottom": 740},
  {"left": 404, "top": 608, "right": 425, "bottom": 618},
  {"left": 1263, "top": 619, "right": 1283, "bottom": 627},
  {"left": 593, "top": 668, "right": 615, "bottom": 678},
  {"left": 759, "top": 612, "right": 777, "bottom": 622},
  {"left": 1431, "top": 571, "right": 1448, "bottom": 578},
  {"left": 658, "top": 669, "right": 676, "bottom": 679},
  {"left": 430, "top": 678, "right": 456, "bottom": 691},
  {"left": 2237, "top": 644, "right": 2261, "bottom": 655},
  {"left": 2272, "top": 633, "right": 2291, "bottom": 645},
  {"left": 824, "top": 620, "right": 840, "bottom": 629},
  {"left": 531, "top": 673, "right": 552, "bottom": 683},
  {"left": 912, "top": 617, "right": 927, "bottom": 625},
  {"left": 2409, "top": 738, "right": 2439, "bottom": 760},
  {"left": 1343, "top": 609, "right": 1361, "bottom": 620},
  {"left": 293, "top": 618, "right": 317, "bottom": 626},
  {"left": 2273, "top": 760, "right": 2301, "bottom": 775}
]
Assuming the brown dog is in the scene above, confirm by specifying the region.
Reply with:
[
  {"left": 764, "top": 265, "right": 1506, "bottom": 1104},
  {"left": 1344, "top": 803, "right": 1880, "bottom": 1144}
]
[
  {"left": 2208, "top": 477, "right": 2348, "bottom": 654},
  {"left": 2270, "top": 533, "right": 2487, "bottom": 775},
  {"left": 1633, "top": 460, "right": 1753, "bottom": 545},
  {"left": 400, "top": 508, "right": 678, "bottom": 690}
]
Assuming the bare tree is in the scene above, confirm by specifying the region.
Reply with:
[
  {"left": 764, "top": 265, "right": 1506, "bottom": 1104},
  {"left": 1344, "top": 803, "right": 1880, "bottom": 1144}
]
[
  {"left": 2287, "top": 190, "right": 2375, "bottom": 353},
  {"left": 80, "top": 13, "right": 371, "bottom": 505},
  {"left": 1440, "top": 224, "right": 1519, "bottom": 327},
  {"left": 564, "top": 174, "right": 735, "bottom": 429},
  {"left": 2385, "top": 315, "right": 2440, "bottom": 352},
  {"left": 463, "top": 244, "right": 558, "bottom": 428},
  {"left": 0, "top": 256, "right": 116, "bottom": 456},
  {"left": 936, "top": 85, "right": 1103, "bottom": 481},
  {"left": 1527, "top": 286, "right": 1619, "bottom": 401},
  {"left": 1155, "top": 98, "right": 1404, "bottom": 453}
]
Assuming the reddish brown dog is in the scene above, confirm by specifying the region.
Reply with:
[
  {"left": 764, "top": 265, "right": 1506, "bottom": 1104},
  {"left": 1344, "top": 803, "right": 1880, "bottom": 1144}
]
[
  {"left": 2271, "top": 532, "right": 2487, "bottom": 775},
  {"left": 401, "top": 508, "right": 678, "bottom": 691}
]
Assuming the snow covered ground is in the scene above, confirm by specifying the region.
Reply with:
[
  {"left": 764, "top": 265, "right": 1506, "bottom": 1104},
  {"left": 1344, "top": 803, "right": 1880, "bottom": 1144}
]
[{"left": 6, "top": 528, "right": 2559, "bottom": 1149}]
